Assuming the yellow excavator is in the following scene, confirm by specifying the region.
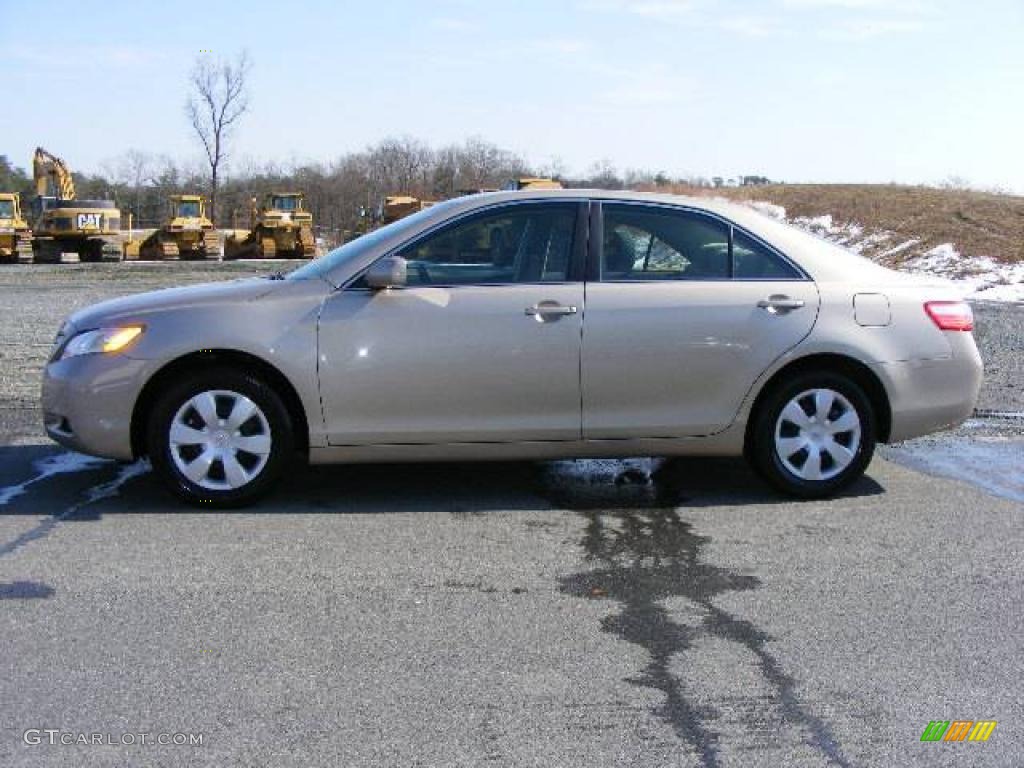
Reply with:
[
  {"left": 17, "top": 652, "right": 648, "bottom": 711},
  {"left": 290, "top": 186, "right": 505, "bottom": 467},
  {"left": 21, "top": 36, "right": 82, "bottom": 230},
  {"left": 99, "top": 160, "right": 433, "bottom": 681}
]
[
  {"left": 0, "top": 192, "right": 34, "bottom": 263},
  {"left": 128, "top": 194, "right": 220, "bottom": 260},
  {"left": 30, "top": 147, "right": 123, "bottom": 263},
  {"left": 224, "top": 192, "right": 315, "bottom": 259}
]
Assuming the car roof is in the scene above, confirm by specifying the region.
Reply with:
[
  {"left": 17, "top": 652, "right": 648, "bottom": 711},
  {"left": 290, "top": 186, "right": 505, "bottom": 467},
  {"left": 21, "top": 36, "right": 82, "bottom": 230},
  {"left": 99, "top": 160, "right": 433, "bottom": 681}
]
[
  {"left": 448, "top": 187, "right": 740, "bottom": 212},
  {"left": 437, "top": 188, "right": 805, "bottom": 242}
]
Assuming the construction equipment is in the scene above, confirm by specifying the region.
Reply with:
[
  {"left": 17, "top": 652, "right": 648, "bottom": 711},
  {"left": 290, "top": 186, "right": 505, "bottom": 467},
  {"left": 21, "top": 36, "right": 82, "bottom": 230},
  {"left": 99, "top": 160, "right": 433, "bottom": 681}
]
[
  {"left": 381, "top": 195, "right": 435, "bottom": 225},
  {"left": 130, "top": 195, "right": 220, "bottom": 260},
  {"left": 223, "top": 192, "right": 315, "bottom": 259},
  {"left": 503, "top": 177, "right": 563, "bottom": 191},
  {"left": 0, "top": 193, "right": 34, "bottom": 263},
  {"left": 30, "top": 147, "right": 123, "bottom": 263}
]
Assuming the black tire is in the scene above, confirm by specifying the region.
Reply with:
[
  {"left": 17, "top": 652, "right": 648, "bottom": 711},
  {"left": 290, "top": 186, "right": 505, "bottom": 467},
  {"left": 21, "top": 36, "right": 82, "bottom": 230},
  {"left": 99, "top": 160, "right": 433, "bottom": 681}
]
[
  {"left": 749, "top": 371, "right": 876, "bottom": 499},
  {"left": 146, "top": 368, "right": 294, "bottom": 507}
]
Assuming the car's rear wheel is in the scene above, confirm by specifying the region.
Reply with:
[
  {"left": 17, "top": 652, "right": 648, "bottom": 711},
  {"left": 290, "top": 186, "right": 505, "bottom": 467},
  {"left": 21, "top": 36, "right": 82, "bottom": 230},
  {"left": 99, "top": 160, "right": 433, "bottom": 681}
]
[
  {"left": 750, "top": 372, "right": 876, "bottom": 498},
  {"left": 147, "top": 369, "right": 293, "bottom": 507}
]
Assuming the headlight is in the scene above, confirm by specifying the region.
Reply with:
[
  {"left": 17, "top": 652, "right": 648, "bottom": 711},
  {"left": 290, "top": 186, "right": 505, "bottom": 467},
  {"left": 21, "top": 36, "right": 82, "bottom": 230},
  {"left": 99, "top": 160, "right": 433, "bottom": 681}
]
[{"left": 60, "top": 326, "right": 144, "bottom": 360}]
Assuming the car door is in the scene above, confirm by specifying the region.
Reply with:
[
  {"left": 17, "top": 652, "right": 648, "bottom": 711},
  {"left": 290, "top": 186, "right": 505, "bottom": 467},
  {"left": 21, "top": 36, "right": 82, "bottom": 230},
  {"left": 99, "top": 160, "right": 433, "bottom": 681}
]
[
  {"left": 318, "top": 201, "right": 587, "bottom": 445},
  {"left": 582, "top": 202, "right": 819, "bottom": 438}
]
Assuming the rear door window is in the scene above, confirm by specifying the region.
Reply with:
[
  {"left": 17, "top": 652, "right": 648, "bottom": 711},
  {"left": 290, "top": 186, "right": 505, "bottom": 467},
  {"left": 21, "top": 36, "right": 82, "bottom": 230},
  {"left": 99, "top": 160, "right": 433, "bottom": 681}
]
[{"left": 601, "top": 205, "right": 730, "bottom": 280}]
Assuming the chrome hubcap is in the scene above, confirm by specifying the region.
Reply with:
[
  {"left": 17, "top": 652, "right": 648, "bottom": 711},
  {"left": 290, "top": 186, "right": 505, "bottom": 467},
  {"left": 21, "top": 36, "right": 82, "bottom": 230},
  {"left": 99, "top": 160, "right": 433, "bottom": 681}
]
[
  {"left": 169, "top": 390, "right": 271, "bottom": 491},
  {"left": 774, "top": 388, "right": 861, "bottom": 482}
]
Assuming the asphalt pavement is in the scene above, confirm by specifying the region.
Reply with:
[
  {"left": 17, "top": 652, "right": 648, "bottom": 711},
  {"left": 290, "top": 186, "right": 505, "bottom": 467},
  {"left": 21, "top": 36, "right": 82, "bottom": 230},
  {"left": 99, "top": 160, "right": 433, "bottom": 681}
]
[{"left": 1, "top": 446, "right": 1021, "bottom": 767}]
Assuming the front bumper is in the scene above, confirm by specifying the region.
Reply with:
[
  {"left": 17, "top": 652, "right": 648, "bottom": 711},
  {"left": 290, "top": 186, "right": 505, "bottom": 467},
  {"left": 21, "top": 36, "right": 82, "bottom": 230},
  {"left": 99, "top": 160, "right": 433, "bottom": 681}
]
[{"left": 41, "top": 353, "right": 151, "bottom": 460}]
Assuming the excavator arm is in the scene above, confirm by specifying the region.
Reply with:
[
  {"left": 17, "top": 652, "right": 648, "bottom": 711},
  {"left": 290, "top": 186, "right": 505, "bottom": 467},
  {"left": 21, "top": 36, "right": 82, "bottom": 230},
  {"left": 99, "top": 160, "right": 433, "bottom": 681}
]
[{"left": 33, "top": 147, "right": 76, "bottom": 200}]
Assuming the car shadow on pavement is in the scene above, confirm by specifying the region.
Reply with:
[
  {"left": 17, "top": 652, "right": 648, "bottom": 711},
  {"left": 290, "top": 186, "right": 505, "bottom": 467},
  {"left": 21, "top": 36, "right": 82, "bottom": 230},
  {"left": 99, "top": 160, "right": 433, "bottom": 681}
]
[{"left": 0, "top": 445, "right": 885, "bottom": 521}]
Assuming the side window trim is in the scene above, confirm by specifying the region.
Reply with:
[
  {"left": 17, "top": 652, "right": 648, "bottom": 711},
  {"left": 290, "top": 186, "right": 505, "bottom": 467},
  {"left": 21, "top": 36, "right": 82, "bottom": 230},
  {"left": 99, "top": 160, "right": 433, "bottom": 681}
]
[{"left": 344, "top": 199, "right": 589, "bottom": 290}]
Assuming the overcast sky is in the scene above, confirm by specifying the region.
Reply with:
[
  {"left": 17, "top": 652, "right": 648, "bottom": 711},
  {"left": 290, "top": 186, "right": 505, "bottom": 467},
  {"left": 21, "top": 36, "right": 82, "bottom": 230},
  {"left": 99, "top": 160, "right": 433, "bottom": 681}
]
[{"left": 3, "top": 0, "right": 1022, "bottom": 191}]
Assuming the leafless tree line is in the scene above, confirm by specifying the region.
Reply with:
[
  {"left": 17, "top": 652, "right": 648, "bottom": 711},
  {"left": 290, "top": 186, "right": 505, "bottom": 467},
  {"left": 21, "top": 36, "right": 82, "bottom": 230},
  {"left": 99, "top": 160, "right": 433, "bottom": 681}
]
[
  {"left": 70, "top": 136, "right": 529, "bottom": 236},
  {"left": 66, "top": 139, "right": 729, "bottom": 240}
]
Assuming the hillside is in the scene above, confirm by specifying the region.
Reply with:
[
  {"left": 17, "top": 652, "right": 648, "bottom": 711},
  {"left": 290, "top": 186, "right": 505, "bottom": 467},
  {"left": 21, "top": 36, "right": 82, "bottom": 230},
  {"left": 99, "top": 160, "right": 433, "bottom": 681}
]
[
  {"left": 639, "top": 183, "right": 1024, "bottom": 301},
  {"left": 717, "top": 184, "right": 1023, "bottom": 262}
]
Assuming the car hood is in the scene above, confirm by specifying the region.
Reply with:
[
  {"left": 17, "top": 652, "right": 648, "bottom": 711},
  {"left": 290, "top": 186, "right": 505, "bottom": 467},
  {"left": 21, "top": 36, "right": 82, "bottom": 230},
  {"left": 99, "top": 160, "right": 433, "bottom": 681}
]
[{"left": 65, "top": 277, "right": 282, "bottom": 332}]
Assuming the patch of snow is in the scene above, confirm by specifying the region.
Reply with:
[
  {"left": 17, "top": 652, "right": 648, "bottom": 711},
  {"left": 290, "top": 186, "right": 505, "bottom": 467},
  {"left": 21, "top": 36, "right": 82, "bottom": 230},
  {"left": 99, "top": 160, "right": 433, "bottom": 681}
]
[
  {"left": 883, "top": 437, "right": 1024, "bottom": 503},
  {"left": 879, "top": 238, "right": 921, "bottom": 258},
  {"left": 788, "top": 213, "right": 896, "bottom": 255},
  {"left": 903, "top": 244, "right": 1024, "bottom": 302},
  {"left": 67, "top": 460, "right": 150, "bottom": 514},
  {"left": 763, "top": 208, "right": 1022, "bottom": 303},
  {"left": 746, "top": 201, "right": 787, "bottom": 220},
  {"left": 0, "top": 452, "right": 107, "bottom": 507},
  {"left": 904, "top": 243, "right": 961, "bottom": 275},
  {"left": 847, "top": 230, "right": 892, "bottom": 254},
  {"left": 973, "top": 280, "right": 1024, "bottom": 302},
  {"left": 795, "top": 214, "right": 834, "bottom": 235}
]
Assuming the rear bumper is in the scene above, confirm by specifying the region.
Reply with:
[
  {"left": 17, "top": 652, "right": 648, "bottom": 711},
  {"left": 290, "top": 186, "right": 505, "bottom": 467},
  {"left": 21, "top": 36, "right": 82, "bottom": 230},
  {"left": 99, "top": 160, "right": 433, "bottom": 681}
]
[
  {"left": 41, "top": 354, "right": 150, "bottom": 460},
  {"left": 874, "top": 333, "right": 983, "bottom": 443}
]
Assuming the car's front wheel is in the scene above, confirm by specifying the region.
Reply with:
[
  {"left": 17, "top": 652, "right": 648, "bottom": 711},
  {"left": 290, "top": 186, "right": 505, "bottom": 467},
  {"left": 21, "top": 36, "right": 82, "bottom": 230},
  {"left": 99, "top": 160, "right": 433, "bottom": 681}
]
[
  {"left": 147, "top": 369, "right": 294, "bottom": 507},
  {"left": 750, "top": 372, "right": 876, "bottom": 498}
]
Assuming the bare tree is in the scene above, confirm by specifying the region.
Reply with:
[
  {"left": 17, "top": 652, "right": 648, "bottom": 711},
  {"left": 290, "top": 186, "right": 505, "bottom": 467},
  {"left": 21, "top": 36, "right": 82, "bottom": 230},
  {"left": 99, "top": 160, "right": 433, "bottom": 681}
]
[
  {"left": 105, "top": 149, "right": 156, "bottom": 226},
  {"left": 185, "top": 51, "right": 250, "bottom": 225},
  {"left": 586, "top": 159, "right": 622, "bottom": 189}
]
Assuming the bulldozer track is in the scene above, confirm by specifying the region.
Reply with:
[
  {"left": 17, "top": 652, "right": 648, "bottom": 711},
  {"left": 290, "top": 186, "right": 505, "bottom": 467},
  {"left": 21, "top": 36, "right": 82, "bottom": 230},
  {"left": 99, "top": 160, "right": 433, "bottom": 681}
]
[
  {"left": 202, "top": 230, "right": 221, "bottom": 259},
  {"left": 16, "top": 237, "right": 34, "bottom": 263}
]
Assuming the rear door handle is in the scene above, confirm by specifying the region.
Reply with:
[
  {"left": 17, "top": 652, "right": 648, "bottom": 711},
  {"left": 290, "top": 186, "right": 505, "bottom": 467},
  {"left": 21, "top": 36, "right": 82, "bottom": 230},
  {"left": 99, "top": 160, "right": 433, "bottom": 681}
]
[
  {"left": 757, "top": 295, "right": 805, "bottom": 313},
  {"left": 525, "top": 304, "right": 578, "bottom": 317}
]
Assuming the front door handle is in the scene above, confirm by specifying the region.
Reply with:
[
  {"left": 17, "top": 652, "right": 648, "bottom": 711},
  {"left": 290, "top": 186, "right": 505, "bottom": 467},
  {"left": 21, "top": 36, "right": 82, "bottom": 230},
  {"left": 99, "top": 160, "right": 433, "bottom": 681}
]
[
  {"left": 757, "top": 295, "right": 805, "bottom": 314},
  {"left": 525, "top": 303, "right": 578, "bottom": 317}
]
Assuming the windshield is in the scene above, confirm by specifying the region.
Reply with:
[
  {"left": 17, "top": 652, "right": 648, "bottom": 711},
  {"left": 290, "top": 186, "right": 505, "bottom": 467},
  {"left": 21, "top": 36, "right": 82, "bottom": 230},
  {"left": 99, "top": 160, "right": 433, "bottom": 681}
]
[
  {"left": 0, "top": 200, "right": 14, "bottom": 219},
  {"left": 287, "top": 199, "right": 459, "bottom": 284},
  {"left": 177, "top": 201, "right": 200, "bottom": 218},
  {"left": 272, "top": 196, "right": 299, "bottom": 211}
]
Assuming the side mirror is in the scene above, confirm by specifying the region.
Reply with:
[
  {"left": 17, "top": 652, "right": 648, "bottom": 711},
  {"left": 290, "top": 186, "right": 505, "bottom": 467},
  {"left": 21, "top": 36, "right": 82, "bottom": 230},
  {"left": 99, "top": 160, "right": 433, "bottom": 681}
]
[{"left": 365, "top": 256, "right": 408, "bottom": 290}]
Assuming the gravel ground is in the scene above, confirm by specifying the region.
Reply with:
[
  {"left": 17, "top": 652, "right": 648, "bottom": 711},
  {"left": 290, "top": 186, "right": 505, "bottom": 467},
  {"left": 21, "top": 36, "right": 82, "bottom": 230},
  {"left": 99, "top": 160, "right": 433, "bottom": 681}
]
[
  {"left": 1, "top": 262, "right": 1019, "bottom": 445},
  {"left": 968, "top": 301, "right": 1024, "bottom": 418}
]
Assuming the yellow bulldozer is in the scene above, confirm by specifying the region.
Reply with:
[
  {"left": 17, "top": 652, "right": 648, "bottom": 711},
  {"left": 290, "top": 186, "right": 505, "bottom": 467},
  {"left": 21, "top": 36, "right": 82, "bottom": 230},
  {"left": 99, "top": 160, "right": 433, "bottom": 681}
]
[
  {"left": 0, "top": 192, "right": 34, "bottom": 263},
  {"left": 503, "top": 177, "right": 563, "bottom": 191},
  {"left": 224, "top": 192, "right": 315, "bottom": 259},
  {"left": 30, "top": 147, "right": 122, "bottom": 263},
  {"left": 128, "top": 194, "right": 220, "bottom": 260},
  {"left": 381, "top": 195, "right": 435, "bottom": 225}
]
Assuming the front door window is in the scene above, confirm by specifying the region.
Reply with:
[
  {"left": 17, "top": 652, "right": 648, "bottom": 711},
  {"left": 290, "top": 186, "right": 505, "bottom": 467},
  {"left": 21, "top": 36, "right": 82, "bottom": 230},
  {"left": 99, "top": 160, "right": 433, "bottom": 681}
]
[{"left": 395, "top": 204, "right": 578, "bottom": 286}]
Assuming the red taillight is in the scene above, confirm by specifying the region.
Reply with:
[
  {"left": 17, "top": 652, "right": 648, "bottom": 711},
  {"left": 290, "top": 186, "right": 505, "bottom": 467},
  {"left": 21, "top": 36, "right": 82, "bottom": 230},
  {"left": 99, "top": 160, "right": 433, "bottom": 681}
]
[{"left": 924, "top": 301, "right": 974, "bottom": 331}]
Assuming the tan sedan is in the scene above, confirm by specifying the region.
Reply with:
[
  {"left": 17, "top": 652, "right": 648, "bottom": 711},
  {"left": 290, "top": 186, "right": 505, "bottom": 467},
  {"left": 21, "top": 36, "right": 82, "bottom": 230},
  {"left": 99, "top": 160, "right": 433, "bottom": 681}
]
[{"left": 42, "top": 190, "right": 983, "bottom": 506}]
